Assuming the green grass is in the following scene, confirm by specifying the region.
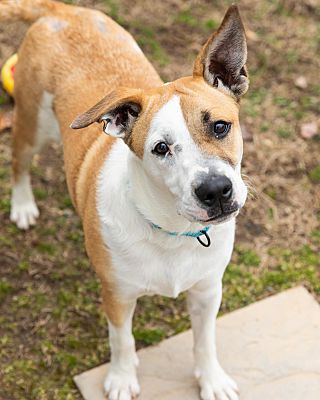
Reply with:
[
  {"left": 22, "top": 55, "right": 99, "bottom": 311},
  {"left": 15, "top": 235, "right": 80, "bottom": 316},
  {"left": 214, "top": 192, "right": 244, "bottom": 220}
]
[
  {"left": 175, "top": 10, "right": 198, "bottom": 27},
  {"left": 237, "top": 247, "right": 261, "bottom": 267},
  {"left": 204, "top": 19, "right": 219, "bottom": 31},
  {"left": 102, "top": 0, "right": 125, "bottom": 25},
  {"left": 0, "top": 93, "right": 10, "bottom": 106},
  {"left": 34, "top": 188, "right": 48, "bottom": 200},
  {"left": 309, "top": 165, "right": 320, "bottom": 183},
  {"left": 136, "top": 26, "right": 169, "bottom": 67},
  {"left": 222, "top": 242, "right": 320, "bottom": 312},
  {"left": 0, "top": 279, "right": 13, "bottom": 302},
  {"left": 134, "top": 327, "right": 166, "bottom": 345},
  {"left": 276, "top": 127, "right": 292, "bottom": 138}
]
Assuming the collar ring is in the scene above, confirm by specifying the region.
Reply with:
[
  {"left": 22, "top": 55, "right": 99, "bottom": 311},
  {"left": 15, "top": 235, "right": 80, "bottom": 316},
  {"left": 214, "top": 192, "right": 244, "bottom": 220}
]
[{"left": 196, "top": 230, "right": 211, "bottom": 247}]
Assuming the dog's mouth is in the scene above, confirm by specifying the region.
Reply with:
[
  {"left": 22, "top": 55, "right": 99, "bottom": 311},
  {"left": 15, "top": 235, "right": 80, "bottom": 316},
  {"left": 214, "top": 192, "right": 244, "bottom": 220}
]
[
  {"left": 185, "top": 202, "right": 241, "bottom": 225},
  {"left": 179, "top": 198, "right": 243, "bottom": 226},
  {"left": 204, "top": 201, "right": 240, "bottom": 222},
  {"left": 200, "top": 209, "right": 239, "bottom": 224}
]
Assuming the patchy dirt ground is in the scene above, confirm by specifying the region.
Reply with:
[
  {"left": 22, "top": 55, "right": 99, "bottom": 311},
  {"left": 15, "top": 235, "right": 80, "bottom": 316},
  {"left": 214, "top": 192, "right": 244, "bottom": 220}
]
[{"left": 0, "top": 0, "right": 319, "bottom": 399}]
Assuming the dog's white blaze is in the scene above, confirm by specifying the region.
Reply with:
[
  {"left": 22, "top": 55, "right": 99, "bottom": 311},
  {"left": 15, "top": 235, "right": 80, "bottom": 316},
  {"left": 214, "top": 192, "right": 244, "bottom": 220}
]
[{"left": 140, "top": 95, "right": 205, "bottom": 229}]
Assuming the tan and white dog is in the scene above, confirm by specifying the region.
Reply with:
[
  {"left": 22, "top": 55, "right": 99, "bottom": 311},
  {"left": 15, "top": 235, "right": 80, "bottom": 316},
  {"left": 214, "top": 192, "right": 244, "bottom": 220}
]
[{"left": 1, "top": 1, "right": 249, "bottom": 399}]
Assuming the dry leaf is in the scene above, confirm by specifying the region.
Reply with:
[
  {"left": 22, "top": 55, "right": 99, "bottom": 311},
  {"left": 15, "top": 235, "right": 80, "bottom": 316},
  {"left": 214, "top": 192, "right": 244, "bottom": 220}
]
[
  {"left": 0, "top": 110, "right": 13, "bottom": 132},
  {"left": 294, "top": 76, "right": 308, "bottom": 89},
  {"left": 246, "top": 29, "right": 259, "bottom": 42},
  {"left": 300, "top": 122, "right": 318, "bottom": 139},
  {"left": 241, "top": 124, "right": 253, "bottom": 142}
]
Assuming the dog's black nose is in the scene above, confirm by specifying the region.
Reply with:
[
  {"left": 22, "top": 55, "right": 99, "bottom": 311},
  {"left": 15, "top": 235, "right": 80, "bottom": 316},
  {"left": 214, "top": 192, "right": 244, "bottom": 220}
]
[{"left": 195, "top": 176, "right": 233, "bottom": 207}]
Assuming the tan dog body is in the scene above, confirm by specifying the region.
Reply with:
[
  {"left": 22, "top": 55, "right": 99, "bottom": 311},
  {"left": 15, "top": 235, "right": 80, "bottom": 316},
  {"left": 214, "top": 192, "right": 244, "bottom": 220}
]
[
  {"left": 1, "top": 1, "right": 249, "bottom": 399},
  {"left": 8, "top": 0, "right": 162, "bottom": 323}
]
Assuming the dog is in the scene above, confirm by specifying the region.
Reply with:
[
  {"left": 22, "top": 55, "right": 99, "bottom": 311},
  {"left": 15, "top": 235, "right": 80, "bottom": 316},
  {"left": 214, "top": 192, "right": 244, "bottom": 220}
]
[{"left": 1, "top": 1, "right": 249, "bottom": 399}]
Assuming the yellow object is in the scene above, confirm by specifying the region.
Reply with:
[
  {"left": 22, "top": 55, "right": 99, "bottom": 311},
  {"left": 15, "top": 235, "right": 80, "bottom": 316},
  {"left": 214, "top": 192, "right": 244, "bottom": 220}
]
[{"left": 1, "top": 53, "right": 18, "bottom": 96}]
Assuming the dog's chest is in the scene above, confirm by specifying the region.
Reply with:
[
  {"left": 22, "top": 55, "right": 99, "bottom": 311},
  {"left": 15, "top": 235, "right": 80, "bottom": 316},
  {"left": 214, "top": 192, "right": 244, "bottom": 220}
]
[
  {"left": 101, "top": 225, "right": 235, "bottom": 300},
  {"left": 114, "top": 243, "right": 212, "bottom": 298}
]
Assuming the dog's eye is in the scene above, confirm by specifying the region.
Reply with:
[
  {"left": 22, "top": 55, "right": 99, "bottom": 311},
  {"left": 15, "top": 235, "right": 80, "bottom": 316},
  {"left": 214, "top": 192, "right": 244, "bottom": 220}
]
[
  {"left": 213, "top": 121, "right": 231, "bottom": 139},
  {"left": 153, "top": 142, "right": 169, "bottom": 156}
]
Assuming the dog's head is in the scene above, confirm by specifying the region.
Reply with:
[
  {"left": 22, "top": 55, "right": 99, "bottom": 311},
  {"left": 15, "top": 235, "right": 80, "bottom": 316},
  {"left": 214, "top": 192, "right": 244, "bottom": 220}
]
[{"left": 71, "top": 5, "right": 249, "bottom": 225}]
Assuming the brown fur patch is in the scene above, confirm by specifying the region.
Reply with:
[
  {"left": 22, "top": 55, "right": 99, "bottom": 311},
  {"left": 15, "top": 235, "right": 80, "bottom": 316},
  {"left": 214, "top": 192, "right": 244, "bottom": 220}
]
[
  {"left": 71, "top": 88, "right": 143, "bottom": 130},
  {"left": 128, "top": 86, "right": 175, "bottom": 158},
  {"left": 71, "top": 83, "right": 178, "bottom": 159},
  {"left": 177, "top": 77, "right": 242, "bottom": 166},
  {"left": 81, "top": 157, "right": 130, "bottom": 327},
  {"left": 74, "top": 76, "right": 243, "bottom": 164}
]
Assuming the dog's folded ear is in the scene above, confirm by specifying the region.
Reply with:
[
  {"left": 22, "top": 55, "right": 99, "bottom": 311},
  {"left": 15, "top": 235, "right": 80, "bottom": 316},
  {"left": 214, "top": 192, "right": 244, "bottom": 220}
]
[
  {"left": 70, "top": 87, "right": 142, "bottom": 138},
  {"left": 193, "top": 5, "right": 249, "bottom": 98}
]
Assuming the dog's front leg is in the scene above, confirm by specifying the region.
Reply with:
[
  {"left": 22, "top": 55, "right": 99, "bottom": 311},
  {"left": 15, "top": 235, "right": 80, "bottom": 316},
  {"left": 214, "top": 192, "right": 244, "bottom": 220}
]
[
  {"left": 104, "top": 301, "right": 140, "bottom": 400},
  {"left": 187, "top": 279, "right": 239, "bottom": 400}
]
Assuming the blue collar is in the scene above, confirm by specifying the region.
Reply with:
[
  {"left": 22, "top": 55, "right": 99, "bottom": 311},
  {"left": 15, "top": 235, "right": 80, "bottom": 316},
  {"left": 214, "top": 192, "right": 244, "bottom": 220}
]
[{"left": 151, "top": 223, "right": 212, "bottom": 247}]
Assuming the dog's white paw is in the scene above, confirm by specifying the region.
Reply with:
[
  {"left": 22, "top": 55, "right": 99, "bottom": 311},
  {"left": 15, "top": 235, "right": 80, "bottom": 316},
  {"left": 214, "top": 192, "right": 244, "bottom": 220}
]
[
  {"left": 10, "top": 175, "right": 39, "bottom": 230},
  {"left": 10, "top": 200, "right": 39, "bottom": 230},
  {"left": 196, "top": 364, "right": 239, "bottom": 400},
  {"left": 104, "top": 368, "right": 140, "bottom": 400}
]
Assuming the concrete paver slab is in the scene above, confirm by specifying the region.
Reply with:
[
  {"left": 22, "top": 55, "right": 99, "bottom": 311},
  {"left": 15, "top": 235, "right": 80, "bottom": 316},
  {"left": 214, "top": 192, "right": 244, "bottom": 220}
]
[{"left": 74, "top": 287, "right": 320, "bottom": 400}]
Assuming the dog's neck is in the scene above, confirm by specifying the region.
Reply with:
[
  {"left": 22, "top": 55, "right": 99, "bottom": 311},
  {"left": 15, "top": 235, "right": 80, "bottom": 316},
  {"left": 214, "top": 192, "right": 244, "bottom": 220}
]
[{"left": 128, "top": 153, "right": 203, "bottom": 234}]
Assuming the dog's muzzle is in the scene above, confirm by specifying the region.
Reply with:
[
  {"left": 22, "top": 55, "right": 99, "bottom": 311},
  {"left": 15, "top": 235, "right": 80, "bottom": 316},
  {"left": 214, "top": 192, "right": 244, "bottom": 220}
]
[{"left": 194, "top": 175, "right": 239, "bottom": 220}]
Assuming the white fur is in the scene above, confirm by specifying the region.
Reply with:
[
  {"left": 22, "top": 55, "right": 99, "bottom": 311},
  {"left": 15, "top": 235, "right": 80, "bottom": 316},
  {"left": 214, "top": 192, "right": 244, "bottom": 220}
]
[
  {"left": 131, "top": 40, "right": 143, "bottom": 54},
  {"left": 96, "top": 96, "right": 245, "bottom": 399},
  {"left": 11, "top": 91, "right": 60, "bottom": 230},
  {"left": 102, "top": 117, "right": 124, "bottom": 137},
  {"left": 10, "top": 174, "right": 39, "bottom": 229},
  {"left": 100, "top": 111, "right": 136, "bottom": 139},
  {"left": 104, "top": 303, "right": 140, "bottom": 400},
  {"left": 188, "top": 279, "right": 239, "bottom": 400},
  {"left": 36, "top": 91, "right": 61, "bottom": 147}
]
